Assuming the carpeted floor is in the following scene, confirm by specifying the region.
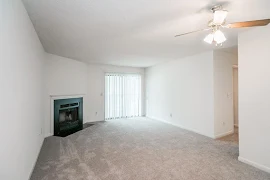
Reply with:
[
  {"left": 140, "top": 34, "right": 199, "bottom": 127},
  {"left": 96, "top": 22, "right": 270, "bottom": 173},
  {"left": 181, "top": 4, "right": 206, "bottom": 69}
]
[{"left": 31, "top": 117, "right": 270, "bottom": 180}]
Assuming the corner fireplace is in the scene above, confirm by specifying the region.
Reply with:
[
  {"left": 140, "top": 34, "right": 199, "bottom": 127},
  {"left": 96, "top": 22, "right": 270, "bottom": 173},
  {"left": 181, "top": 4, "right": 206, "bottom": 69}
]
[{"left": 54, "top": 97, "right": 83, "bottom": 137}]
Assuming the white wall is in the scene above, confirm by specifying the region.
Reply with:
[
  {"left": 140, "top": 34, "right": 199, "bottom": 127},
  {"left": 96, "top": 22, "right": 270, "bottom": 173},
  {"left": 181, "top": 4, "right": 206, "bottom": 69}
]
[
  {"left": 145, "top": 52, "right": 215, "bottom": 138},
  {"left": 213, "top": 51, "right": 236, "bottom": 138},
  {"left": 0, "top": 0, "right": 45, "bottom": 179},
  {"left": 145, "top": 50, "right": 237, "bottom": 139},
  {"left": 238, "top": 25, "right": 270, "bottom": 173},
  {"left": 44, "top": 53, "right": 145, "bottom": 136}
]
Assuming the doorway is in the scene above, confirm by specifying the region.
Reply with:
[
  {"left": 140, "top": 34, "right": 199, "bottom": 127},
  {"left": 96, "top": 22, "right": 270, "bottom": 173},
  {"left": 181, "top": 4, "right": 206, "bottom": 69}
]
[
  {"left": 219, "top": 65, "right": 239, "bottom": 144},
  {"left": 233, "top": 66, "right": 239, "bottom": 143},
  {"left": 233, "top": 67, "right": 238, "bottom": 128}
]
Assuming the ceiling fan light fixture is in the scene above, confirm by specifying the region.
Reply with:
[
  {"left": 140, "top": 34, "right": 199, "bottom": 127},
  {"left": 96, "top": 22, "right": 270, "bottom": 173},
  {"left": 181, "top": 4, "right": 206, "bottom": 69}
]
[
  {"left": 175, "top": 5, "right": 269, "bottom": 46},
  {"left": 204, "top": 33, "right": 214, "bottom": 44},
  {"left": 214, "top": 30, "right": 226, "bottom": 44},
  {"left": 213, "top": 10, "right": 228, "bottom": 24}
]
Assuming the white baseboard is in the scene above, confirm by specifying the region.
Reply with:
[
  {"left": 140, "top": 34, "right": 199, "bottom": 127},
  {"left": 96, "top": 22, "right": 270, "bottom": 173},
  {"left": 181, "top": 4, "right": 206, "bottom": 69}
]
[
  {"left": 146, "top": 116, "right": 214, "bottom": 139},
  {"left": 238, "top": 156, "right": 270, "bottom": 173},
  {"left": 87, "top": 119, "right": 105, "bottom": 123},
  {"left": 44, "top": 133, "right": 53, "bottom": 138},
  {"left": 28, "top": 137, "right": 44, "bottom": 180},
  {"left": 214, "top": 130, "right": 234, "bottom": 139}
]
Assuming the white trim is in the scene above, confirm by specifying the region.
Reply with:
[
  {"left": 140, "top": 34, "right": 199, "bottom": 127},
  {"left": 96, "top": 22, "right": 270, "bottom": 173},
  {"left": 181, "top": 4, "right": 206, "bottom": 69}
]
[
  {"left": 44, "top": 133, "right": 53, "bottom": 138},
  {"left": 50, "top": 94, "right": 86, "bottom": 98},
  {"left": 238, "top": 156, "right": 270, "bottom": 173},
  {"left": 213, "top": 130, "right": 234, "bottom": 139},
  {"left": 28, "top": 137, "right": 44, "bottom": 180},
  {"left": 50, "top": 94, "right": 85, "bottom": 136},
  {"left": 146, "top": 116, "right": 214, "bottom": 138},
  {"left": 86, "top": 119, "right": 105, "bottom": 123},
  {"left": 105, "top": 72, "right": 142, "bottom": 76}
]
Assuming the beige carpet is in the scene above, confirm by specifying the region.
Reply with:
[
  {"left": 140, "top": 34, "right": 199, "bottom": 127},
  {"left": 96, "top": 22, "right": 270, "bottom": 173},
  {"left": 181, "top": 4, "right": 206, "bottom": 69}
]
[{"left": 31, "top": 117, "right": 270, "bottom": 180}]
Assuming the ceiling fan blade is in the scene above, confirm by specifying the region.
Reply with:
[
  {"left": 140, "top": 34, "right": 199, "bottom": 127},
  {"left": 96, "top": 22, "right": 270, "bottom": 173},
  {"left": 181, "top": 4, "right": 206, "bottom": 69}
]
[
  {"left": 226, "top": 19, "right": 270, "bottom": 28},
  {"left": 175, "top": 28, "right": 210, "bottom": 37}
]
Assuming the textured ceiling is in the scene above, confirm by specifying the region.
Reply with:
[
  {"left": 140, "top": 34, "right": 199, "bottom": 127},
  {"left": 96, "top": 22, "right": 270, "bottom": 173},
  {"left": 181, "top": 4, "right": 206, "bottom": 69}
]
[{"left": 22, "top": 0, "right": 270, "bottom": 67}]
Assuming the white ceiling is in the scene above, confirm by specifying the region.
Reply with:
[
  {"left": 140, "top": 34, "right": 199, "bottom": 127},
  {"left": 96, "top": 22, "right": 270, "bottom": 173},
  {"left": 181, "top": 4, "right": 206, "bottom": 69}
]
[{"left": 22, "top": 0, "right": 270, "bottom": 67}]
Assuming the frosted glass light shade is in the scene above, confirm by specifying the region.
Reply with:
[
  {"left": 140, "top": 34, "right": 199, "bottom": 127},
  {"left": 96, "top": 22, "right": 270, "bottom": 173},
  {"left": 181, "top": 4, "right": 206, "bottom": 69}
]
[
  {"left": 204, "top": 33, "right": 214, "bottom": 44},
  {"left": 213, "top": 10, "right": 228, "bottom": 25},
  {"left": 214, "top": 30, "right": 226, "bottom": 44}
]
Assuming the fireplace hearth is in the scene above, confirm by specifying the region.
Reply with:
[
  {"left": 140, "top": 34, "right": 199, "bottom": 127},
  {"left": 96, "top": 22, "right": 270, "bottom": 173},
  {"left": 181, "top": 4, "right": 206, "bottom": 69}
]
[{"left": 54, "top": 97, "right": 83, "bottom": 137}]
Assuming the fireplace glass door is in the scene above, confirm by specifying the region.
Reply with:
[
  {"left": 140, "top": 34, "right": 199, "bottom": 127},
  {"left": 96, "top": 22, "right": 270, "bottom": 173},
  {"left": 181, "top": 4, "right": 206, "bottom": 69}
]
[{"left": 54, "top": 98, "right": 83, "bottom": 137}]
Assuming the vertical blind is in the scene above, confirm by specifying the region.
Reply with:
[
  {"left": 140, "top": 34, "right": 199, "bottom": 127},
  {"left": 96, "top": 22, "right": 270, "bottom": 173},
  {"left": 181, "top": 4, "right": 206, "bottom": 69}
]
[{"left": 105, "top": 73, "right": 142, "bottom": 120}]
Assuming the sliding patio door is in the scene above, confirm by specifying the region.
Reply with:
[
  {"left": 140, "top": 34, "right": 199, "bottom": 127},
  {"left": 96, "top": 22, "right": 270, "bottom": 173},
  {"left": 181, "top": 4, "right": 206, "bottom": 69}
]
[{"left": 105, "top": 73, "right": 142, "bottom": 120}]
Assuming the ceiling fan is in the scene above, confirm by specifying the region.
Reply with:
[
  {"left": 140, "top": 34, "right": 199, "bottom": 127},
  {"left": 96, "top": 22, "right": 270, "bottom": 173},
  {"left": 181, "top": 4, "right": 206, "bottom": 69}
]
[{"left": 175, "top": 5, "right": 270, "bottom": 46}]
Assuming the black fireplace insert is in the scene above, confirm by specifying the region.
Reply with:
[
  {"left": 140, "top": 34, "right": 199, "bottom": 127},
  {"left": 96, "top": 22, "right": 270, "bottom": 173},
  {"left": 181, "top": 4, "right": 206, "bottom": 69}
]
[{"left": 54, "top": 97, "right": 83, "bottom": 137}]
